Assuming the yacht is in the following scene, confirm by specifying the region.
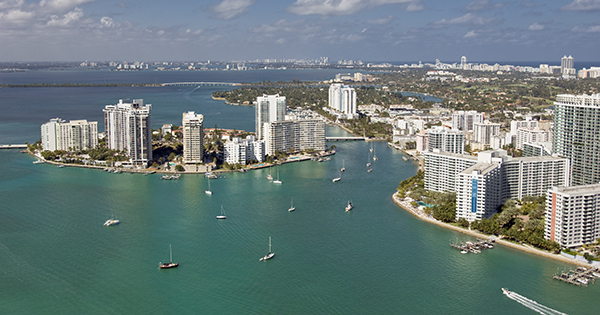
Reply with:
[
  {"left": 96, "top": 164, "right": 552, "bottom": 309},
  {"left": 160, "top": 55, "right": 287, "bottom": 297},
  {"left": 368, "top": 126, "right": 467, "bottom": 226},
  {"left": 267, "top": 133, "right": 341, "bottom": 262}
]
[
  {"left": 159, "top": 244, "right": 179, "bottom": 269},
  {"left": 103, "top": 219, "right": 120, "bottom": 226},
  {"left": 288, "top": 198, "right": 295, "bottom": 212},
  {"left": 205, "top": 179, "right": 212, "bottom": 195},
  {"left": 216, "top": 206, "right": 227, "bottom": 219},
  {"left": 259, "top": 236, "right": 275, "bottom": 261},
  {"left": 273, "top": 169, "right": 282, "bottom": 184}
]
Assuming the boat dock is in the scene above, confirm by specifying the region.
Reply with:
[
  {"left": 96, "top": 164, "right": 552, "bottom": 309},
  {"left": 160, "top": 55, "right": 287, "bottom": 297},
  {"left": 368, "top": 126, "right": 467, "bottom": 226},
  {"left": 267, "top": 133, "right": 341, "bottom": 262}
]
[
  {"left": 553, "top": 266, "right": 600, "bottom": 286},
  {"left": 0, "top": 144, "right": 27, "bottom": 149},
  {"left": 450, "top": 239, "right": 495, "bottom": 254}
]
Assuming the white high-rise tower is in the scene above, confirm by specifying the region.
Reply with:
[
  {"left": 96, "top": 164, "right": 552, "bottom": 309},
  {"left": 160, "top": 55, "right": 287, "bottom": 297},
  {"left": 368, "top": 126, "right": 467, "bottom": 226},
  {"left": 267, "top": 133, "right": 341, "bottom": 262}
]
[
  {"left": 182, "top": 111, "right": 204, "bottom": 164},
  {"left": 255, "top": 94, "right": 286, "bottom": 140}
]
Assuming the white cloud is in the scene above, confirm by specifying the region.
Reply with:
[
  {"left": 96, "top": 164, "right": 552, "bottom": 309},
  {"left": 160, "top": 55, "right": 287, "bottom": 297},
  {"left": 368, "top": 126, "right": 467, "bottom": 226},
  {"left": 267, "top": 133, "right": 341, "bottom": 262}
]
[
  {"left": 0, "top": 0, "right": 25, "bottom": 10},
  {"left": 212, "top": 0, "right": 255, "bottom": 20},
  {"left": 562, "top": 0, "right": 600, "bottom": 11},
  {"left": 528, "top": 22, "right": 544, "bottom": 31},
  {"left": 464, "top": 30, "right": 477, "bottom": 37},
  {"left": 435, "top": 13, "right": 501, "bottom": 26},
  {"left": 0, "top": 8, "right": 34, "bottom": 23},
  {"left": 465, "top": 0, "right": 505, "bottom": 12},
  {"left": 367, "top": 15, "right": 394, "bottom": 25},
  {"left": 47, "top": 7, "right": 83, "bottom": 26},
  {"left": 287, "top": 0, "right": 413, "bottom": 16},
  {"left": 406, "top": 1, "right": 424, "bottom": 11},
  {"left": 275, "top": 38, "right": 286, "bottom": 44},
  {"left": 39, "top": 0, "right": 94, "bottom": 13},
  {"left": 572, "top": 24, "right": 600, "bottom": 32},
  {"left": 100, "top": 16, "right": 113, "bottom": 27}
]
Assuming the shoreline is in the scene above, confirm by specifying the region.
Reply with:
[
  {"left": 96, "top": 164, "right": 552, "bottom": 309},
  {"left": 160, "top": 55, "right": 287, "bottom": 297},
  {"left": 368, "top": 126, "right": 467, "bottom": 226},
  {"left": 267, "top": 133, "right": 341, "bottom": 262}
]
[{"left": 391, "top": 191, "right": 592, "bottom": 268}]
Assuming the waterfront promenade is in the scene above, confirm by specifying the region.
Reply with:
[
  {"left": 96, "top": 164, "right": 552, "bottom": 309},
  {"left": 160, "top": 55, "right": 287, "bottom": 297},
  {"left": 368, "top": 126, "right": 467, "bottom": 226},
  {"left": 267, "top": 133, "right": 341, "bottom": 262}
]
[{"left": 392, "top": 191, "right": 592, "bottom": 267}]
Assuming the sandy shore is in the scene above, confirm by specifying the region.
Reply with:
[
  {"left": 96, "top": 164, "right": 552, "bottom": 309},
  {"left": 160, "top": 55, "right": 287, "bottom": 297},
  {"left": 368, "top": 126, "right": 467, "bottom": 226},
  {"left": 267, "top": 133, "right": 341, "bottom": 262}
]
[{"left": 391, "top": 191, "right": 592, "bottom": 267}]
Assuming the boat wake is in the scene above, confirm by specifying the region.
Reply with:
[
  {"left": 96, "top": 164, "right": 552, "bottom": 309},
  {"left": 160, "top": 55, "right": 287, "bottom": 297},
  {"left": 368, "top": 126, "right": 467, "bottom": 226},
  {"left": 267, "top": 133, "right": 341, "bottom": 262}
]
[{"left": 503, "top": 289, "right": 568, "bottom": 315}]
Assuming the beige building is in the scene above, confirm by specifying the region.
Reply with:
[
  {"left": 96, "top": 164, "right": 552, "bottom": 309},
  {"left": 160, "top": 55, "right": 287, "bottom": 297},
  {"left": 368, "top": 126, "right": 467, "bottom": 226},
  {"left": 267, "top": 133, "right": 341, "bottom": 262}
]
[{"left": 182, "top": 111, "right": 204, "bottom": 164}]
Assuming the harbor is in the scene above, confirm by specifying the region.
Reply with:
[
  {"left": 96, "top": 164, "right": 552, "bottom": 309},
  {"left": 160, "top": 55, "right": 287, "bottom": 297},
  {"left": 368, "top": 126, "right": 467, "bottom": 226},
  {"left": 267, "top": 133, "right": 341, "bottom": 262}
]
[{"left": 553, "top": 266, "right": 600, "bottom": 287}]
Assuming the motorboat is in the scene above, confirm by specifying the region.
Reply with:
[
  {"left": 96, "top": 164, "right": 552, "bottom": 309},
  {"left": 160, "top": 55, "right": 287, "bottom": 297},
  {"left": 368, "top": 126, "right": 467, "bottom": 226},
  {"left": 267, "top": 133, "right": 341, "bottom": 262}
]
[
  {"left": 103, "top": 219, "right": 120, "bottom": 226},
  {"left": 345, "top": 200, "right": 353, "bottom": 211}
]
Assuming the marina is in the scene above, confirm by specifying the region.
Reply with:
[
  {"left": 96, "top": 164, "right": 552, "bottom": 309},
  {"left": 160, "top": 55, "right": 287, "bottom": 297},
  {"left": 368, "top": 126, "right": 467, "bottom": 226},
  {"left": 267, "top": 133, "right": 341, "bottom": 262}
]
[{"left": 553, "top": 266, "right": 600, "bottom": 287}]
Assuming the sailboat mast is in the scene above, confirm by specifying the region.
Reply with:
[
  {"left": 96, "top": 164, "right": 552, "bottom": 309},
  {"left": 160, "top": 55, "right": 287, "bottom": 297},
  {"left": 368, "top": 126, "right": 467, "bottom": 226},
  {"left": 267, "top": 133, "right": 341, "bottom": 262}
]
[
  {"left": 169, "top": 244, "right": 173, "bottom": 262},
  {"left": 268, "top": 236, "right": 272, "bottom": 253}
]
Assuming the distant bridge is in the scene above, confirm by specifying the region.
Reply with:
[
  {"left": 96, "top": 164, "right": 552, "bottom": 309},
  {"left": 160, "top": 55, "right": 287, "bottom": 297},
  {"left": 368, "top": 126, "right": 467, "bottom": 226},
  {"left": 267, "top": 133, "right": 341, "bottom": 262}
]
[
  {"left": 161, "top": 82, "right": 238, "bottom": 87},
  {"left": 0, "top": 144, "right": 27, "bottom": 149},
  {"left": 326, "top": 137, "right": 366, "bottom": 141}
]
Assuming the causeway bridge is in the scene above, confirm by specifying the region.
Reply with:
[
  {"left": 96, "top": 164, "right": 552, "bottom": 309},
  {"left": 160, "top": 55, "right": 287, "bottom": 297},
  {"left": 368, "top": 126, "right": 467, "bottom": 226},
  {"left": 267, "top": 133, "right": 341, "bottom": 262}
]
[
  {"left": 161, "top": 82, "right": 238, "bottom": 87},
  {"left": 0, "top": 144, "right": 27, "bottom": 149},
  {"left": 326, "top": 137, "right": 366, "bottom": 141}
]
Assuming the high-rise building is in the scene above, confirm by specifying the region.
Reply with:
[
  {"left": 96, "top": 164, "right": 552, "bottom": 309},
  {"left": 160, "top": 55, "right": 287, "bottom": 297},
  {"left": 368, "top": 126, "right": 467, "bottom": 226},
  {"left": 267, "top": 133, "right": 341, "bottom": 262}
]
[
  {"left": 427, "top": 126, "right": 465, "bottom": 154},
  {"left": 553, "top": 93, "right": 600, "bottom": 185},
  {"left": 561, "top": 55, "right": 574, "bottom": 74},
  {"left": 182, "top": 111, "right": 204, "bottom": 164},
  {"left": 103, "top": 99, "right": 152, "bottom": 167},
  {"left": 263, "top": 119, "right": 325, "bottom": 156},
  {"left": 473, "top": 122, "right": 501, "bottom": 145},
  {"left": 41, "top": 118, "right": 98, "bottom": 152},
  {"left": 328, "top": 84, "right": 357, "bottom": 118},
  {"left": 515, "top": 127, "right": 552, "bottom": 150},
  {"left": 545, "top": 184, "right": 600, "bottom": 248},
  {"left": 255, "top": 94, "right": 286, "bottom": 140},
  {"left": 452, "top": 110, "right": 484, "bottom": 132},
  {"left": 461, "top": 56, "right": 467, "bottom": 69}
]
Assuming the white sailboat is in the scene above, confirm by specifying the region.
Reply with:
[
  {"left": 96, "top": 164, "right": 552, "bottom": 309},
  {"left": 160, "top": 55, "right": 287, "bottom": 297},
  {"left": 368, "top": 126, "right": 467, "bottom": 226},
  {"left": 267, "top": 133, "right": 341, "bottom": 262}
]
[
  {"left": 288, "top": 197, "right": 295, "bottom": 212},
  {"left": 159, "top": 244, "right": 179, "bottom": 269},
  {"left": 273, "top": 168, "right": 282, "bottom": 184},
  {"left": 259, "top": 236, "right": 275, "bottom": 261},
  {"left": 373, "top": 145, "right": 378, "bottom": 161},
  {"left": 267, "top": 164, "right": 273, "bottom": 180},
  {"left": 340, "top": 160, "right": 345, "bottom": 172},
  {"left": 216, "top": 205, "right": 227, "bottom": 219},
  {"left": 205, "top": 179, "right": 212, "bottom": 195}
]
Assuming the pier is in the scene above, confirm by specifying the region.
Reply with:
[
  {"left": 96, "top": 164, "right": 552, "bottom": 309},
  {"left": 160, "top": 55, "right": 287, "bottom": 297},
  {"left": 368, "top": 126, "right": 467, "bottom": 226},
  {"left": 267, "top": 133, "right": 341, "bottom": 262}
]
[
  {"left": 553, "top": 266, "right": 600, "bottom": 286},
  {"left": 0, "top": 144, "right": 27, "bottom": 149},
  {"left": 161, "top": 82, "right": 238, "bottom": 87},
  {"left": 450, "top": 239, "right": 495, "bottom": 254}
]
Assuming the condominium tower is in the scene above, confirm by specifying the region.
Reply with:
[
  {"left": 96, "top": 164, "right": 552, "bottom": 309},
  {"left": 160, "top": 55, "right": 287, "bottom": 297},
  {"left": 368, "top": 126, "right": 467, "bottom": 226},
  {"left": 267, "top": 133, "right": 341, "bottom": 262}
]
[
  {"left": 41, "top": 118, "right": 98, "bottom": 152},
  {"left": 255, "top": 94, "right": 286, "bottom": 140},
  {"left": 103, "top": 99, "right": 152, "bottom": 167},
  {"left": 553, "top": 93, "right": 600, "bottom": 185},
  {"left": 328, "top": 84, "right": 357, "bottom": 117},
  {"left": 545, "top": 184, "right": 600, "bottom": 247},
  {"left": 451, "top": 110, "right": 484, "bottom": 132},
  {"left": 182, "top": 111, "right": 204, "bottom": 164}
]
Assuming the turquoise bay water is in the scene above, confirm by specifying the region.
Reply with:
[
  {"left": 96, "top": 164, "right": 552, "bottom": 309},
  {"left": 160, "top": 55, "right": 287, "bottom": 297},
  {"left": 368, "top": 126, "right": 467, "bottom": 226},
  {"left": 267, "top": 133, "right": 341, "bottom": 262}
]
[{"left": 0, "top": 70, "right": 599, "bottom": 314}]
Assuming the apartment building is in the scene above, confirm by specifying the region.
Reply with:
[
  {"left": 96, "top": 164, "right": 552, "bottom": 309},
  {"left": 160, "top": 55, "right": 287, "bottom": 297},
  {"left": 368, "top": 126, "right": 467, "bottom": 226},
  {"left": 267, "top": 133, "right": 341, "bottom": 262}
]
[
  {"left": 182, "top": 111, "right": 204, "bottom": 164},
  {"left": 41, "top": 118, "right": 98, "bottom": 152}
]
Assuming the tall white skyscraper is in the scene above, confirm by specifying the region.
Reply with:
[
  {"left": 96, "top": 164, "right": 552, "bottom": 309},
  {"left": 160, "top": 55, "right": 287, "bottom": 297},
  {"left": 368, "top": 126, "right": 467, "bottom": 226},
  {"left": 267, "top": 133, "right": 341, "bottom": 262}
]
[
  {"left": 473, "top": 122, "right": 501, "bottom": 145},
  {"left": 553, "top": 93, "right": 600, "bottom": 185},
  {"left": 255, "top": 94, "right": 286, "bottom": 140},
  {"left": 461, "top": 56, "right": 467, "bottom": 69},
  {"left": 182, "top": 111, "right": 204, "bottom": 164},
  {"left": 561, "top": 55, "right": 574, "bottom": 74},
  {"left": 41, "top": 118, "right": 98, "bottom": 152},
  {"left": 328, "top": 84, "right": 357, "bottom": 117},
  {"left": 452, "top": 110, "right": 484, "bottom": 131},
  {"left": 103, "top": 99, "right": 152, "bottom": 167}
]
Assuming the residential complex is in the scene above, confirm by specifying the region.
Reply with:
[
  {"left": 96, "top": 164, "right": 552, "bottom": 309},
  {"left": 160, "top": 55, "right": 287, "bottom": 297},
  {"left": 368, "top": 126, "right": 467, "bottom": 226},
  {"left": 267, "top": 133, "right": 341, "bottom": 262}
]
[
  {"left": 426, "top": 126, "right": 465, "bottom": 154},
  {"left": 425, "top": 149, "right": 571, "bottom": 222},
  {"left": 255, "top": 94, "right": 286, "bottom": 140},
  {"left": 473, "top": 122, "right": 500, "bottom": 145},
  {"left": 545, "top": 184, "right": 600, "bottom": 248},
  {"left": 182, "top": 111, "right": 204, "bottom": 164},
  {"left": 103, "top": 99, "right": 152, "bottom": 167},
  {"left": 41, "top": 118, "right": 98, "bottom": 152},
  {"left": 553, "top": 93, "right": 600, "bottom": 186},
  {"left": 328, "top": 83, "right": 357, "bottom": 118},
  {"left": 263, "top": 119, "right": 325, "bottom": 156},
  {"left": 224, "top": 136, "right": 265, "bottom": 165}
]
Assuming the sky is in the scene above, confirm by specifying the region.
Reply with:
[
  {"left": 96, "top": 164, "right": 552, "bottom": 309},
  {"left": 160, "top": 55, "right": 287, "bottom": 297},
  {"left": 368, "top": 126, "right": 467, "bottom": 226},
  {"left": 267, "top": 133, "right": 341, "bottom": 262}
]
[{"left": 1, "top": 0, "right": 599, "bottom": 62}]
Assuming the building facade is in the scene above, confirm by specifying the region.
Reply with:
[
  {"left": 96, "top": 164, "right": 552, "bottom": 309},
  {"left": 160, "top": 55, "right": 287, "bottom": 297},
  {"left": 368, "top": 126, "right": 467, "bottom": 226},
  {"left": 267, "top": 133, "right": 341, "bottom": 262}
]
[
  {"left": 553, "top": 93, "right": 600, "bottom": 185},
  {"left": 473, "top": 122, "right": 501, "bottom": 145},
  {"left": 103, "top": 99, "right": 152, "bottom": 167},
  {"left": 545, "top": 184, "right": 600, "bottom": 248},
  {"left": 255, "top": 94, "right": 286, "bottom": 140},
  {"left": 182, "top": 111, "right": 204, "bottom": 164},
  {"left": 41, "top": 118, "right": 98, "bottom": 152},
  {"left": 452, "top": 110, "right": 484, "bottom": 132}
]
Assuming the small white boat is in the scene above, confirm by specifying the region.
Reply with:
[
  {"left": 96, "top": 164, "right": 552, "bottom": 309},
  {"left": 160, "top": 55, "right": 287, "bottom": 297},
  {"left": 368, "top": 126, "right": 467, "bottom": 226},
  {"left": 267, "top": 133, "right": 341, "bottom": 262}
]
[
  {"left": 288, "top": 197, "right": 295, "bottom": 212},
  {"left": 205, "top": 179, "right": 212, "bottom": 195},
  {"left": 373, "top": 155, "right": 378, "bottom": 161},
  {"left": 367, "top": 168, "right": 372, "bottom": 172},
  {"left": 366, "top": 162, "right": 371, "bottom": 167},
  {"left": 501, "top": 288, "right": 510, "bottom": 296},
  {"left": 340, "top": 160, "right": 345, "bottom": 172},
  {"left": 216, "top": 205, "right": 226, "bottom": 219},
  {"left": 33, "top": 159, "right": 44, "bottom": 164},
  {"left": 259, "top": 236, "right": 275, "bottom": 261},
  {"left": 345, "top": 200, "right": 353, "bottom": 212},
  {"left": 267, "top": 165, "right": 273, "bottom": 180},
  {"left": 159, "top": 244, "right": 179, "bottom": 269},
  {"left": 104, "top": 218, "right": 120, "bottom": 226},
  {"left": 461, "top": 250, "right": 468, "bottom": 254},
  {"left": 332, "top": 170, "right": 342, "bottom": 182}
]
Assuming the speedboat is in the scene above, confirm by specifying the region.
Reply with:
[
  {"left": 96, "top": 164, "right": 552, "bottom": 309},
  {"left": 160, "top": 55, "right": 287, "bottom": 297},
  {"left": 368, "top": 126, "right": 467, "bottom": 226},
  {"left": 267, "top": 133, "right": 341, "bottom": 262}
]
[
  {"left": 345, "top": 201, "right": 353, "bottom": 211},
  {"left": 104, "top": 219, "right": 120, "bottom": 226},
  {"left": 332, "top": 177, "right": 341, "bottom": 182},
  {"left": 501, "top": 288, "right": 510, "bottom": 296}
]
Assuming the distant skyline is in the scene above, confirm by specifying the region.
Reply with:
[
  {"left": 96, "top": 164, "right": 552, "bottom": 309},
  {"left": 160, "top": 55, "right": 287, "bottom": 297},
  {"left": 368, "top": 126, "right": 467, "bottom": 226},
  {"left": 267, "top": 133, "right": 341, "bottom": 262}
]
[{"left": 1, "top": 0, "right": 600, "bottom": 62}]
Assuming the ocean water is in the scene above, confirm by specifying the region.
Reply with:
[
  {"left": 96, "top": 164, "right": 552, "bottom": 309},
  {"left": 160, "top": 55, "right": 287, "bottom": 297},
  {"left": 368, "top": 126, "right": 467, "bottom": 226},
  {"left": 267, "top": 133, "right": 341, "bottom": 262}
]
[{"left": 0, "top": 70, "right": 598, "bottom": 314}]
